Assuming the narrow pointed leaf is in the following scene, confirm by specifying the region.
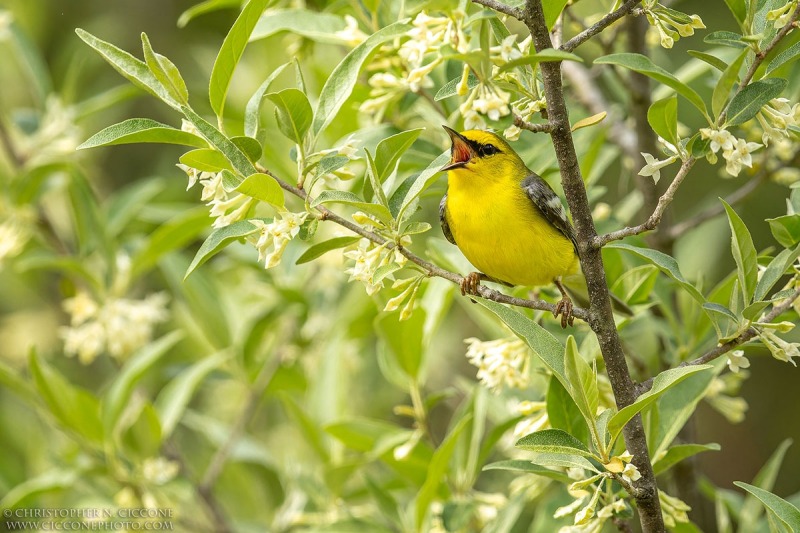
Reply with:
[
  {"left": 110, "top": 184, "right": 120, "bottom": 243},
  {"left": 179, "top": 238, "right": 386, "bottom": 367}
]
[
  {"left": 375, "top": 129, "right": 425, "bottom": 182},
  {"left": 295, "top": 236, "right": 361, "bottom": 265},
  {"left": 209, "top": 0, "right": 271, "bottom": 118},
  {"left": 185, "top": 220, "right": 259, "bottom": 278},
  {"left": 482, "top": 460, "right": 571, "bottom": 482},
  {"left": 725, "top": 78, "right": 788, "bottom": 126},
  {"left": 266, "top": 88, "right": 312, "bottom": 144},
  {"left": 722, "top": 200, "right": 758, "bottom": 303},
  {"left": 647, "top": 96, "right": 678, "bottom": 147},
  {"left": 734, "top": 482, "right": 800, "bottom": 531},
  {"left": 515, "top": 429, "right": 594, "bottom": 458},
  {"left": 652, "top": 443, "right": 721, "bottom": 475},
  {"left": 713, "top": 48, "right": 748, "bottom": 119},
  {"left": 78, "top": 119, "right": 208, "bottom": 149},
  {"left": 141, "top": 33, "right": 188, "bottom": 104},
  {"left": 181, "top": 106, "right": 257, "bottom": 177}
]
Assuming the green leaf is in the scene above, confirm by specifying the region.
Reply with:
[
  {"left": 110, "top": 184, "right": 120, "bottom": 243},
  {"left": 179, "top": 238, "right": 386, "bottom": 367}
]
[
  {"left": 244, "top": 62, "right": 291, "bottom": 139},
  {"left": 735, "top": 482, "right": 800, "bottom": 532},
  {"left": 396, "top": 152, "right": 450, "bottom": 224},
  {"left": 563, "top": 336, "right": 598, "bottom": 444},
  {"left": 687, "top": 50, "right": 729, "bottom": 72},
  {"left": 482, "top": 460, "right": 571, "bottom": 483},
  {"left": 722, "top": 0, "right": 747, "bottom": 25},
  {"left": 122, "top": 402, "right": 162, "bottom": 459},
  {"left": 498, "top": 48, "right": 583, "bottom": 73},
  {"left": 325, "top": 418, "right": 402, "bottom": 453},
  {"left": 515, "top": 429, "right": 594, "bottom": 458},
  {"left": 364, "top": 149, "right": 388, "bottom": 207},
  {"left": 250, "top": 8, "right": 347, "bottom": 43},
  {"left": 474, "top": 299, "right": 566, "bottom": 383},
  {"left": 527, "top": 452, "right": 600, "bottom": 473},
  {"left": 0, "top": 469, "right": 80, "bottom": 509},
  {"left": 235, "top": 173, "right": 284, "bottom": 206},
  {"left": 75, "top": 28, "right": 180, "bottom": 108},
  {"left": 140, "top": 33, "right": 188, "bottom": 105},
  {"left": 185, "top": 220, "right": 259, "bottom": 278},
  {"left": 266, "top": 88, "right": 312, "bottom": 144},
  {"left": 713, "top": 48, "right": 748, "bottom": 120},
  {"left": 595, "top": 53, "right": 709, "bottom": 118},
  {"left": 375, "top": 129, "right": 425, "bottom": 182},
  {"left": 131, "top": 207, "right": 211, "bottom": 276},
  {"left": 29, "top": 353, "right": 103, "bottom": 444},
  {"left": 376, "top": 310, "right": 426, "bottom": 380},
  {"left": 178, "top": 0, "right": 242, "bottom": 28},
  {"left": 725, "top": 78, "right": 788, "bottom": 126},
  {"left": 179, "top": 148, "right": 232, "bottom": 172},
  {"left": 106, "top": 178, "right": 165, "bottom": 237},
  {"left": 704, "top": 31, "right": 748, "bottom": 48},
  {"left": 209, "top": 0, "right": 271, "bottom": 119},
  {"left": 231, "top": 136, "right": 263, "bottom": 162},
  {"left": 547, "top": 370, "right": 590, "bottom": 447},
  {"left": 101, "top": 332, "right": 183, "bottom": 438},
  {"left": 653, "top": 443, "right": 721, "bottom": 475},
  {"left": 755, "top": 245, "right": 800, "bottom": 302},
  {"left": 416, "top": 415, "right": 472, "bottom": 530},
  {"left": 181, "top": 106, "right": 257, "bottom": 177},
  {"left": 607, "top": 243, "right": 705, "bottom": 304},
  {"left": 767, "top": 214, "right": 800, "bottom": 248},
  {"left": 311, "top": 191, "right": 394, "bottom": 227},
  {"left": 78, "top": 118, "right": 208, "bottom": 150},
  {"left": 543, "top": 0, "right": 569, "bottom": 29},
  {"left": 296, "top": 236, "right": 361, "bottom": 265},
  {"left": 722, "top": 200, "right": 759, "bottom": 303},
  {"left": 648, "top": 95, "right": 679, "bottom": 147},
  {"left": 313, "top": 20, "right": 411, "bottom": 136},
  {"left": 740, "top": 439, "right": 794, "bottom": 531},
  {"left": 767, "top": 42, "right": 800, "bottom": 74},
  {"left": 154, "top": 352, "right": 230, "bottom": 438},
  {"left": 608, "top": 365, "right": 713, "bottom": 446},
  {"left": 571, "top": 112, "right": 607, "bottom": 132},
  {"left": 434, "top": 72, "right": 479, "bottom": 101}
]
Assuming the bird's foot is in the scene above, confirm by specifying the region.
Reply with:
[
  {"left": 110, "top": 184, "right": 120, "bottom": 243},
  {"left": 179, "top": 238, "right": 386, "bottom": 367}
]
[
  {"left": 461, "top": 272, "right": 482, "bottom": 296},
  {"left": 554, "top": 295, "right": 575, "bottom": 329}
]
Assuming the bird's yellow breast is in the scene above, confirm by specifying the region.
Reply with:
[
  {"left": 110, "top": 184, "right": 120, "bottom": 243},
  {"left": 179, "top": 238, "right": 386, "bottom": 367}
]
[{"left": 445, "top": 169, "right": 578, "bottom": 287}]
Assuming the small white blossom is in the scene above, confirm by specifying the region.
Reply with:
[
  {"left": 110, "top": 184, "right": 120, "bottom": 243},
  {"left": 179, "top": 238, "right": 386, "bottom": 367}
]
[
  {"left": 727, "top": 349, "right": 751, "bottom": 373},
  {"left": 249, "top": 211, "right": 307, "bottom": 269},
  {"left": 554, "top": 496, "right": 586, "bottom": 519},
  {"left": 0, "top": 10, "right": 13, "bottom": 41},
  {"left": 503, "top": 124, "right": 521, "bottom": 141},
  {"left": 491, "top": 34, "right": 523, "bottom": 62},
  {"left": 142, "top": 457, "right": 180, "bottom": 485},
  {"left": 638, "top": 153, "right": 678, "bottom": 184},
  {"left": 464, "top": 337, "right": 530, "bottom": 392},
  {"left": 722, "top": 138, "right": 762, "bottom": 177},
  {"left": 700, "top": 128, "right": 734, "bottom": 153},
  {"left": 472, "top": 87, "right": 511, "bottom": 121},
  {"left": 513, "top": 400, "right": 549, "bottom": 439},
  {"left": 344, "top": 239, "right": 388, "bottom": 295},
  {"left": 0, "top": 208, "right": 33, "bottom": 265},
  {"left": 621, "top": 462, "right": 641, "bottom": 483},
  {"left": 334, "top": 15, "right": 367, "bottom": 46},
  {"left": 758, "top": 329, "right": 800, "bottom": 365}
]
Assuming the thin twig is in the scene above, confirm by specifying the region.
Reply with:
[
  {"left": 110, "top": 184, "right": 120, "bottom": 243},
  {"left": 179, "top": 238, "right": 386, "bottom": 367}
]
[
  {"left": 514, "top": 114, "right": 552, "bottom": 133},
  {"left": 593, "top": 158, "right": 696, "bottom": 247},
  {"left": 560, "top": 0, "right": 642, "bottom": 52},
  {"left": 260, "top": 165, "right": 591, "bottom": 322},
  {"left": 470, "top": 0, "right": 523, "bottom": 19},
  {"left": 637, "top": 285, "right": 800, "bottom": 393}
]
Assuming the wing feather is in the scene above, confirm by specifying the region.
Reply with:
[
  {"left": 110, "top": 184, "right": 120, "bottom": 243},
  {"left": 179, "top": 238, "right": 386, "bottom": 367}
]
[
  {"left": 521, "top": 174, "right": 578, "bottom": 255},
  {"left": 439, "top": 192, "right": 457, "bottom": 245}
]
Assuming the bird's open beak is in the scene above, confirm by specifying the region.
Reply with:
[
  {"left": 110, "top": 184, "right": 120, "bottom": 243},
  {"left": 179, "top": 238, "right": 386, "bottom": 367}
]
[{"left": 440, "top": 125, "right": 474, "bottom": 171}]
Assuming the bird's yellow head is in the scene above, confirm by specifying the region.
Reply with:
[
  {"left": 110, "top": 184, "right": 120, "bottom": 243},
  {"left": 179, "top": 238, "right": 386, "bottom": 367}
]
[{"left": 440, "top": 126, "right": 528, "bottom": 184}]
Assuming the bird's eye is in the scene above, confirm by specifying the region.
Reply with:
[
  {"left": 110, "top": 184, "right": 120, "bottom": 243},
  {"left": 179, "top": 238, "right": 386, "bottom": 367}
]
[{"left": 481, "top": 144, "right": 499, "bottom": 156}]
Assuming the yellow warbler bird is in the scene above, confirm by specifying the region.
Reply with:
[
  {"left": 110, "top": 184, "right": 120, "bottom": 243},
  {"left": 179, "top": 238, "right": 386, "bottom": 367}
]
[{"left": 439, "top": 126, "right": 580, "bottom": 327}]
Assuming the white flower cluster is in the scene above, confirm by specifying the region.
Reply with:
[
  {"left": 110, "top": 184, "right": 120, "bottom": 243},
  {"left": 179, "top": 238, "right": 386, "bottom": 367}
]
[
  {"left": 249, "top": 210, "right": 307, "bottom": 269},
  {"left": 17, "top": 97, "right": 81, "bottom": 165},
  {"left": 489, "top": 34, "right": 531, "bottom": 63},
  {"left": 360, "top": 11, "right": 466, "bottom": 120},
  {"left": 767, "top": 0, "right": 798, "bottom": 28},
  {"left": 758, "top": 327, "right": 800, "bottom": 366},
  {"left": 60, "top": 291, "right": 169, "bottom": 364},
  {"left": 459, "top": 83, "right": 512, "bottom": 130},
  {"left": 699, "top": 128, "right": 762, "bottom": 177},
  {"left": 464, "top": 336, "right": 530, "bottom": 392},
  {"left": 643, "top": 2, "right": 705, "bottom": 48},
  {"left": 142, "top": 457, "right": 180, "bottom": 485},
  {"left": 344, "top": 238, "right": 405, "bottom": 296},
  {"left": 757, "top": 98, "right": 800, "bottom": 146},
  {"left": 333, "top": 15, "right": 368, "bottom": 47},
  {"left": 503, "top": 96, "right": 546, "bottom": 141},
  {"left": 179, "top": 165, "right": 255, "bottom": 229},
  {"left": 659, "top": 491, "right": 691, "bottom": 528}
]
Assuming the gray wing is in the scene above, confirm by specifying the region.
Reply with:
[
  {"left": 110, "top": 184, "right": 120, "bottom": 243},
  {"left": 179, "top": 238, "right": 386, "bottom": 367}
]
[
  {"left": 439, "top": 193, "right": 457, "bottom": 245},
  {"left": 521, "top": 174, "right": 578, "bottom": 255}
]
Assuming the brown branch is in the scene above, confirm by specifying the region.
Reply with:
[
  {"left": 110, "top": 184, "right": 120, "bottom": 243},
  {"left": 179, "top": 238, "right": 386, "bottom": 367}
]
[
  {"left": 514, "top": 114, "right": 552, "bottom": 133},
  {"left": 260, "top": 166, "right": 591, "bottom": 322},
  {"left": 519, "top": 0, "right": 663, "bottom": 530},
  {"left": 560, "top": 0, "right": 643, "bottom": 52},
  {"left": 637, "top": 285, "right": 800, "bottom": 393},
  {"left": 593, "top": 158, "right": 696, "bottom": 247},
  {"left": 470, "top": 0, "right": 523, "bottom": 19}
]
